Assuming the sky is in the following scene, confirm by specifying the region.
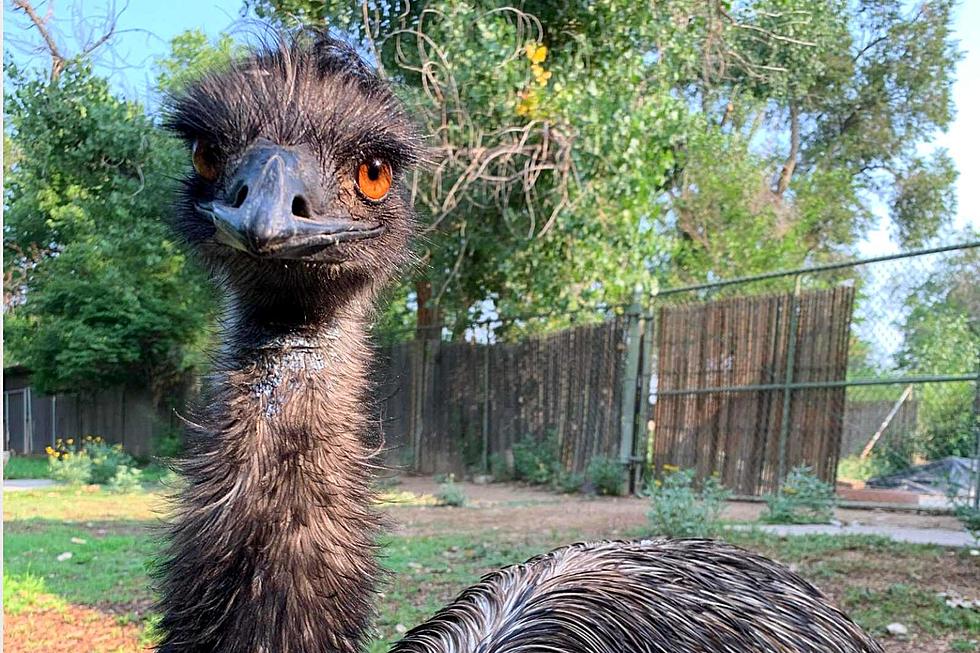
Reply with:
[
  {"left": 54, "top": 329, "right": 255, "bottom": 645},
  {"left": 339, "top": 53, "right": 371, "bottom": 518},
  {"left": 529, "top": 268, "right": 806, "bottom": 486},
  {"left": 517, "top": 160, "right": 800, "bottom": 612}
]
[{"left": 4, "top": 0, "right": 979, "bottom": 254}]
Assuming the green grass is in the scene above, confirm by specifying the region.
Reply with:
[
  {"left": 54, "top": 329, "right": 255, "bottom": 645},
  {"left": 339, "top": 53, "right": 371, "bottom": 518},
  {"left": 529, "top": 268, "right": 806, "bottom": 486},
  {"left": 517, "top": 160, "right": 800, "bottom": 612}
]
[
  {"left": 4, "top": 521, "right": 156, "bottom": 609},
  {"left": 4, "top": 455, "right": 50, "bottom": 480},
  {"left": 4, "top": 488, "right": 979, "bottom": 651}
]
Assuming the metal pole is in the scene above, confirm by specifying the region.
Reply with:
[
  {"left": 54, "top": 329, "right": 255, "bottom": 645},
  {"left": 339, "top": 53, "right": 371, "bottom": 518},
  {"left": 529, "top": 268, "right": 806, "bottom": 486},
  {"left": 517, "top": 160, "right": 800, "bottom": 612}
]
[
  {"left": 481, "top": 340, "right": 490, "bottom": 475},
  {"left": 619, "top": 294, "right": 644, "bottom": 486},
  {"left": 971, "top": 356, "right": 979, "bottom": 510},
  {"left": 777, "top": 275, "right": 802, "bottom": 492}
]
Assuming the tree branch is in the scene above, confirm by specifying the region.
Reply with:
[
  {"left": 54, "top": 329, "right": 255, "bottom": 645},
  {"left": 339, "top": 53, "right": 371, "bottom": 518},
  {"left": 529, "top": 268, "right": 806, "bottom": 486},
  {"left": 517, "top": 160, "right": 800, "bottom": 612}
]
[
  {"left": 12, "top": 0, "right": 66, "bottom": 80},
  {"left": 776, "top": 102, "right": 800, "bottom": 196}
]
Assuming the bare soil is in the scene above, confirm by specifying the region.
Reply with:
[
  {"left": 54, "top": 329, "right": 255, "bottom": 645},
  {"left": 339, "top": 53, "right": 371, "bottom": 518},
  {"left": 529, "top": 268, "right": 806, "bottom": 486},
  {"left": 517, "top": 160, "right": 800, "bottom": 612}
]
[
  {"left": 4, "top": 604, "right": 144, "bottom": 653},
  {"left": 384, "top": 475, "right": 965, "bottom": 539}
]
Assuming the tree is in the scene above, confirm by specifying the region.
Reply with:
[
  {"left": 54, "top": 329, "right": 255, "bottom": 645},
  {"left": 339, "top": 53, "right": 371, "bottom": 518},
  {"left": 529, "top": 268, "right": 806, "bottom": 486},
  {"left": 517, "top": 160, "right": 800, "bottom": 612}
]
[
  {"left": 3, "top": 56, "right": 212, "bottom": 398},
  {"left": 249, "top": 1, "right": 961, "bottom": 337},
  {"left": 896, "top": 238, "right": 979, "bottom": 458}
]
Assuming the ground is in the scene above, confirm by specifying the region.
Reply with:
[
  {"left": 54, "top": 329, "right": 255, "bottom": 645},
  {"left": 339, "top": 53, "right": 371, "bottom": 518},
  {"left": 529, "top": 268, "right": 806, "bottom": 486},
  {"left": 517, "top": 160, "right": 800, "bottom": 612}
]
[{"left": 3, "top": 477, "right": 978, "bottom": 652}]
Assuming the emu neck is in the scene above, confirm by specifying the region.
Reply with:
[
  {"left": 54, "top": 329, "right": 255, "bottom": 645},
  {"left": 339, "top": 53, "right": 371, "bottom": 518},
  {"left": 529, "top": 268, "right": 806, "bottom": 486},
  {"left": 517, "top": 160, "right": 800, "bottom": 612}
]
[{"left": 157, "top": 305, "right": 381, "bottom": 653}]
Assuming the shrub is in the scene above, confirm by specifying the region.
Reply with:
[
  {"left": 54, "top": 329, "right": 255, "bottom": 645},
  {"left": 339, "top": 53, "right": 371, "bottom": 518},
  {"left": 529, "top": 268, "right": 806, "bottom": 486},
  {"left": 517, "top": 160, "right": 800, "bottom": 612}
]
[
  {"left": 488, "top": 453, "right": 512, "bottom": 482},
  {"left": 647, "top": 466, "right": 731, "bottom": 537},
  {"left": 45, "top": 436, "right": 138, "bottom": 487},
  {"left": 512, "top": 435, "right": 559, "bottom": 485},
  {"left": 762, "top": 466, "right": 837, "bottom": 525},
  {"left": 587, "top": 456, "right": 625, "bottom": 496},
  {"left": 107, "top": 465, "right": 144, "bottom": 493},
  {"left": 46, "top": 440, "right": 92, "bottom": 485},
  {"left": 84, "top": 438, "right": 135, "bottom": 485},
  {"left": 553, "top": 469, "right": 584, "bottom": 494},
  {"left": 435, "top": 474, "right": 466, "bottom": 507}
]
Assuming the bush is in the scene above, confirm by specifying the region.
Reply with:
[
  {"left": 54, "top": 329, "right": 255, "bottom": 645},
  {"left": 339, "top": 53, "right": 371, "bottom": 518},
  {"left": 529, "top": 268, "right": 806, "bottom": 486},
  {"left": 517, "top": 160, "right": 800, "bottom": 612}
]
[
  {"left": 488, "top": 452, "right": 512, "bottom": 482},
  {"left": 107, "top": 465, "right": 143, "bottom": 493},
  {"left": 512, "top": 435, "right": 559, "bottom": 485},
  {"left": 84, "top": 438, "right": 135, "bottom": 484},
  {"left": 647, "top": 466, "right": 731, "bottom": 537},
  {"left": 45, "top": 436, "right": 139, "bottom": 487},
  {"left": 762, "top": 466, "right": 837, "bottom": 525},
  {"left": 587, "top": 456, "right": 625, "bottom": 496},
  {"left": 46, "top": 440, "right": 93, "bottom": 485},
  {"left": 553, "top": 469, "right": 584, "bottom": 494},
  {"left": 435, "top": 474, "right": 466, "bottom": 507}
]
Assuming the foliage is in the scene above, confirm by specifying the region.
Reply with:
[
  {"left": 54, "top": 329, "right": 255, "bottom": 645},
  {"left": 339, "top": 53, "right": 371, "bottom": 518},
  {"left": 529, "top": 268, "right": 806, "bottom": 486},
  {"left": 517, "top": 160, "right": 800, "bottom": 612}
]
[
  {"left": 85, "top": 438, "right": 135, "bottom": 485},
  {"left": 586, "top": 456, "right": 624, "bottom": 496},
  {"left": 46, "top": 440, "right": 93, "bottom": 485},
  {"left": 488, "top": 452, "right": 512, "bottom": 482},
  {"left": 553, "top": 469, "right": 585, "bottom": 494},
  {"left": 153, "top": 429, "right": 185, "bottom": 459},
  {"left": 3, "top": 60, "right": 212, "bottom": 396},
  {"left": 44, "top": 436, "right": 138, "bottom": 486},
  {"left": 252, "top": 0, "right": 961, "bottom": 335},
  {"left": 646, "top": 466, "right": 731, "bottom": 537},
  {"left": 762, "top": 466, "right": 837, "bottom": 525},
  {"left": 511, "top": 435, "right": 560, "bottom": 485},
  {"left": 153, "top": 29, "right": 242, "bottom": 95},
  {"left": 434, "top": 474, "right": 466, "bottom": 507},
  {"left": 106, "top": 465, "right": 144, "bottom": 494},
  {"left": 896, "top": 243, "right": 979, "bottom": 459}
]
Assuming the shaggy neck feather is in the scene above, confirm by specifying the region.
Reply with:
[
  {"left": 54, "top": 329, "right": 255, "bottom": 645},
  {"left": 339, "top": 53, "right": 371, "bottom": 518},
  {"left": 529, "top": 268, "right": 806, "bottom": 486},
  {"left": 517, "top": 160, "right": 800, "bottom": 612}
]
[{"left": 156, "top": 302, "right": 381, "bottom": 653}]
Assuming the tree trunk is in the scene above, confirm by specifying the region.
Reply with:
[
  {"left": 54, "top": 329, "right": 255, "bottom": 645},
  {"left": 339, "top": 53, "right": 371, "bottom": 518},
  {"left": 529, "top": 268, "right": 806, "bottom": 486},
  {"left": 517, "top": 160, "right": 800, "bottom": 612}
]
[{"left": 415, "top": 277, "right": 443, "bottom": 341}]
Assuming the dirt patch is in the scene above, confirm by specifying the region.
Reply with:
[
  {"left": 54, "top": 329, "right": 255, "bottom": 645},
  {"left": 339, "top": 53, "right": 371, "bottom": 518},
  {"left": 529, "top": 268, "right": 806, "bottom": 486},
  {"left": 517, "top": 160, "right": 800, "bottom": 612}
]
[
  {"left": 383, "top": 476, "right": 965, "bottom": 538},
  {"left": 4, "top": 601, "right": 145, "bottom": 653}
]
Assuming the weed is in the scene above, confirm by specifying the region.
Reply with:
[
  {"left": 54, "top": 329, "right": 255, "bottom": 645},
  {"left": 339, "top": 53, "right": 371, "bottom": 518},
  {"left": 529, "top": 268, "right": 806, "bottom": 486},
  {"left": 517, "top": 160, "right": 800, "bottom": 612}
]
[
  {"left": 553, "top": 469, "right": 584, "bottom": 494},
  {"left": 488, "top": 452, "right": 512, "bottom": 482},
  {"left": 647, "top": 466, "right": 731, "bottom": 537},
  {"left": 762, "top": 466, "right": 837, "bottom": 525},
  {"left": 586, "top": 456, "right": 624, "bottom": 496},
  {"left": 512, "top": 435, "right": 559, "bottom": 485},
  {"left": 107, "top": 466, "right": 144, "bottom": 494},
  {"left": 435, "top": 474, "right": 466, "bottom": 507}
]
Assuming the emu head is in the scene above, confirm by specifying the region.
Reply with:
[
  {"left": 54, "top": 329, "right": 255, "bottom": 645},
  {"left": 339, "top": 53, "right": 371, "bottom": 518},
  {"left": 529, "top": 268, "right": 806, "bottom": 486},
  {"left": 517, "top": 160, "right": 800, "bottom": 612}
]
[{"left": 166, "top": 33, "right": 419, "bottom": 322}]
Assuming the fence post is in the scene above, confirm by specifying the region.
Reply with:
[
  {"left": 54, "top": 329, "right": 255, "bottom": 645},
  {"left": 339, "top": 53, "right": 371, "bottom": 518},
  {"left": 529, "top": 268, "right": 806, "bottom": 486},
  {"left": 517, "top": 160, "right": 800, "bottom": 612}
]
[
  {"left": 619, "top": 294, "right": 644, "bottom": 487},
  {"left": 972, "top": 356, "right": 979, "bottom": 510},
  {"left": 633, "top": 304, "right": 657, "bottom": 492},
  {"left": 777, "top": 274, "right": 803, "bottom": 492},
  {"left": 481, "top": 338, "right": 491, "bottom": 475}
]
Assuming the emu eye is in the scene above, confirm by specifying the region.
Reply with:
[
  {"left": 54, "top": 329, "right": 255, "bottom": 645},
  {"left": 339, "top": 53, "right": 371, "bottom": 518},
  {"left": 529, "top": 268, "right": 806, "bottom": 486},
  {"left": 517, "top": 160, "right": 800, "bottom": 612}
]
[
  {"left": 192, "top": 139, "right": 220, "bottom": 182},
  {"left": 356, "top": 159, "right": 392, "bottom": 201}
]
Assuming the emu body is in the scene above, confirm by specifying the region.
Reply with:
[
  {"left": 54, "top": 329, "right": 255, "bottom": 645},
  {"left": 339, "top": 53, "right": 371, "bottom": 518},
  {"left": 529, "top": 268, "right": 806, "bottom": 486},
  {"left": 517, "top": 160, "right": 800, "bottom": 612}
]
[{"left": 157, "top": 32, "right": 883, "bottom": 653}]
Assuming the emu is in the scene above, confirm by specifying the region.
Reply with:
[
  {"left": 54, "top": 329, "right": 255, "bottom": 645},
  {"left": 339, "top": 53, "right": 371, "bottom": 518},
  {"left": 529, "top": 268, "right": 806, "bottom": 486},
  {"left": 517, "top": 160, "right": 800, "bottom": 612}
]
[{"left": 155, "top": 32, "right": 884, "bottom": 653}]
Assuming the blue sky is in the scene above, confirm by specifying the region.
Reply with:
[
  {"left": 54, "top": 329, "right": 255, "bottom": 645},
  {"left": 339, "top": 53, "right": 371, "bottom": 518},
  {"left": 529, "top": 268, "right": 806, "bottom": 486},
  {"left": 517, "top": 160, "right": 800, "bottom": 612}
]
[{"left": 5, "top": 1, "right": 978, "bottom": 251}]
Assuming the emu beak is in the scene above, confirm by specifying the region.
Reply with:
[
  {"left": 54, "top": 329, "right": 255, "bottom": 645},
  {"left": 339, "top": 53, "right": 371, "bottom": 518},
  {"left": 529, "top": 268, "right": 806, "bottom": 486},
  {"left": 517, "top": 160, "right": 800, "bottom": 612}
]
[{"left": 196, "top": 141, "right": 385, "bottom": 260}]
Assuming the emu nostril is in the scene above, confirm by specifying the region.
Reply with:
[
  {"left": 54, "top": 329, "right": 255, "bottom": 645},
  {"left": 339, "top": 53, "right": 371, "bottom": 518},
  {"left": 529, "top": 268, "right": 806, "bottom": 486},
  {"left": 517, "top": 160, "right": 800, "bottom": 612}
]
[
  {"left": 232, "top": 185, "right": 249, "bottom": 208},
  {"left": 291, "top": 195, "right": 312, "bottom": 218}
]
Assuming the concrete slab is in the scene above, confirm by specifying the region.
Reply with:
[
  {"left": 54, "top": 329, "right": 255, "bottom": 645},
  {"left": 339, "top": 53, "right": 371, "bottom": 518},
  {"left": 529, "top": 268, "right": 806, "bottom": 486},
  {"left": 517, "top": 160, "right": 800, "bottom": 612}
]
[
  {"left": 3, "top": 479, "right": 56, "bottom": 491},
  {"left": 737, "top": 523, "right": 976, "bottom": 548}
]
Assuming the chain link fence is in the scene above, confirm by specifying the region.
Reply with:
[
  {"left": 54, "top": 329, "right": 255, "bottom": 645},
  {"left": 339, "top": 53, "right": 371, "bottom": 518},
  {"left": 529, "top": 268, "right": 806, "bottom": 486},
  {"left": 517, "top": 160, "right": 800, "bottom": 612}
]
[{"left": 377, "top": 241, "right": 979, "bottom": 505}]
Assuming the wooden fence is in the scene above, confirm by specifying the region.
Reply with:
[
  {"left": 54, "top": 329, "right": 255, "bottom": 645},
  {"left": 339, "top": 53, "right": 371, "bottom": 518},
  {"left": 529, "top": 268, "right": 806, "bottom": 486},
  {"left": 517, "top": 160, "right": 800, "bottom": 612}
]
[
  {"left": 650, "top": 286, "right": 855, "bottom": 495},
  {"left": 6, "top": 288, "right": 857, "bottom": 495},
  {"left": 3, "top": 368, "right": 177, "bottom": 457},
  {"left": 376, "top": 318, "right": 629, "bottom": 476}
]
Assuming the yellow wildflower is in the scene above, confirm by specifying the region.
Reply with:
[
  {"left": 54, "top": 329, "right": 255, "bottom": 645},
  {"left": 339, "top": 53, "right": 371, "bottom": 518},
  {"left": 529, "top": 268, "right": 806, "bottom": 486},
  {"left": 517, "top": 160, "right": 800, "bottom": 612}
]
[
  {"left": 66, "top": 438, "right": 74, "bottom": 445},
  {"left": 45, "top": 446, "right": 55, "bottom": 456},
  {"left": 525, "top": 43, "right": 547, "bottom": 64},
  {"left": 662, "top": 464, "right": 680, "bottom": 473}
]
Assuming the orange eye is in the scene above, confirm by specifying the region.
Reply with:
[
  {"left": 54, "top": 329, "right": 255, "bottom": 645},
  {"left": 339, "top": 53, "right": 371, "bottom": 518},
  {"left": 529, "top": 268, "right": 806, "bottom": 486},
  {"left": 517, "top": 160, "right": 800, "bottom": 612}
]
[
  {"left": 357, "top": 159, "right": 392, "bottom": 200},
  {"left": 192, "top": 139, "right": 220, "bottom": 182}
]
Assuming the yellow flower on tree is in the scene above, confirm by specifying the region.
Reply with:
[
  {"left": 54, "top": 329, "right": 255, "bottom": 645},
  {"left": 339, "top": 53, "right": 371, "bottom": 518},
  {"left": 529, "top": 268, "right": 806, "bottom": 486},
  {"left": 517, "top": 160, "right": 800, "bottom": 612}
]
[{"left": 524, "top": 43, "right": 547, "bottom": 64}]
